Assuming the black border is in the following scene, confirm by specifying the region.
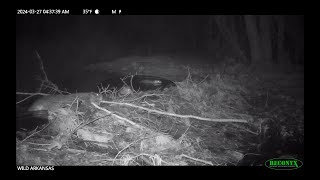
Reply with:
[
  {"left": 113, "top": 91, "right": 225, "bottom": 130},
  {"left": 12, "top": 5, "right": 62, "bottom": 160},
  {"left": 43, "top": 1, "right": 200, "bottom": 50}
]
[
  {"left": 15, "top": 6, "right": 305, "bottom": 15},
  {"left": 14, "top": 7, "right": 306, "bottom": 178},
  {"left": 15, "top": 166, "right": 305, "bottom": 177}
]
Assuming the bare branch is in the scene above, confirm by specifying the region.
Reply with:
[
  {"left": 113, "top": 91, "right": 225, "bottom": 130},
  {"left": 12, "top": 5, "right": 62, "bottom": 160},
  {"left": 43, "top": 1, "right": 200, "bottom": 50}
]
[
  {"left": 16, "top": 92, "right": 49, "bottom": 104},
  {"left": 100, "top": 100, "right": 248, "bottom": 123}
]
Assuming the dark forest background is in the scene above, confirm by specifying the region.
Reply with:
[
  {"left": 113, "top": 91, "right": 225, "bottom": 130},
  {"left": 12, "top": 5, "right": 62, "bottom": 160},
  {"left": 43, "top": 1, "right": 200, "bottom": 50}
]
[{"left": 16, "top": 15, "right": 304, "bottom": 92}]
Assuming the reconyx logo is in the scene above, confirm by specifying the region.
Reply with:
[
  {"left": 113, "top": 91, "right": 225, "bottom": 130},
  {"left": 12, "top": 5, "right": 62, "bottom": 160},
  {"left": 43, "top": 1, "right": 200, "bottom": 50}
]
[{"left": 265, "top": 158, "right": 303, "bottom": 170}]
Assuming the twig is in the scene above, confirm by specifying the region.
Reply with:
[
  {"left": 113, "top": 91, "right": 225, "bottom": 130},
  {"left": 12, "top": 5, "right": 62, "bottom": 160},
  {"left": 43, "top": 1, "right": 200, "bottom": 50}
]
[
  {"left": 72, "top": 114, "right": 110, "bottom": 133},
  {"left": 18, "top": 122, "right": 51, "bottom": 144},
  {"left": 69, "top": 96, "right": 79, "bottom": 110},
  {"left": 16, "top": 92, "right": 49, "bottom": 104},
  {"left": 35, "top": 50, "right": 67, "bottom": 95},
  {"left": 179, "top": 124, "right": 191, "bottom": 140},
  {"left": 180, "top": 154, "right": 213, "bottom": 166},
  {"left": 16, "top": 92, "right": 49, "bottom": 96},
  {"left": 130, "top": 75, "right": 137, "bottom": 93},
  {"left": 30, "top": 148, "right": 49, "bottom": 152},
  {"left": 35, "top": 50, "right": 48, "bottom": 82},
  {"left": 97, "top": 84, "right": 112, "bottom": 96},
  {"left": 26, "top": 142, "right": 51, "bottom": 146},
  {"left": 91, "top": 102, "right": 147, "bottom": 129},
  {"left": 112, "top": 136, "right": 155, "bottom": 165},
  {"left": 186, "top": 66, "right": 192, "bottom": 84},
  {"left": 198, "top": 74, "right": 209, "bottom": 84},
  {"left": 120, "top": 75, "right": 130, "bottom": 87},
  {"left": 264, "top": 90, "right": 269, "bottom": 108},
  {"left": 100, "top": 100, "right": 247, "bottom": 123},
  {"left": 125, "top": 93, "right": 165, "bottom": 102}
]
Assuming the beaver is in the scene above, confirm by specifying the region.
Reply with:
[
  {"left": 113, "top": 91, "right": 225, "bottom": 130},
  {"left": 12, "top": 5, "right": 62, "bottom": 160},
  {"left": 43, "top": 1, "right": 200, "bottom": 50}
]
[
  {"left": 28, "top": 92, "right": 102, "bottom": 112},
  {"left": 99, "top": 75, "right": 176, "bottom": 93}
]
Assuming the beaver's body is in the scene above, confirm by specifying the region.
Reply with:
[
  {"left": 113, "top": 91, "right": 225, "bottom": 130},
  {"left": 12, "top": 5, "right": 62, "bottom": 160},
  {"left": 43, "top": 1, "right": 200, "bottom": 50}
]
[
  {"left": 99, "top": 75, "right": 176, "bottom": 92},
  {"left": 28, "top": 92, "right": 102, "bottom": 112},
  {"left": 139, "top": 79, "right": 162, "bottom": 85}
]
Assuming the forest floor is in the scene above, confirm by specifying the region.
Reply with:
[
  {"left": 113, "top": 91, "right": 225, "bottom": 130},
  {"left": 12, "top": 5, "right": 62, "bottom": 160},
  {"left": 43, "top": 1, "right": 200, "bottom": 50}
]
[{"left": 16, "top": 55, "right": 304, "bottom": 166}]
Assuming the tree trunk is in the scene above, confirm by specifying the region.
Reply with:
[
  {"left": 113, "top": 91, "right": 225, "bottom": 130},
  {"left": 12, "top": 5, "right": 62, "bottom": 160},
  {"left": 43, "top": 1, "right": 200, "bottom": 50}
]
[
  {"left": 259, "top": 15, "right": 273, "bottom": 63},
  {"left": 273, "top": 15, "right": 287, "bottom": 64},
  {"left": 214, "top": 15, "right": 244, "bottom": 59},
  {"left": 244, "top": 15, "right": 263, "bottom": 64}
]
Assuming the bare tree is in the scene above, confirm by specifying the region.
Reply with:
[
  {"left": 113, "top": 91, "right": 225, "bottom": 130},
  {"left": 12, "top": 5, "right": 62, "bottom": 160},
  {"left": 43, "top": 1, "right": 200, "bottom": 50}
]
[
  {"left": 244, "top": 15, "right": 263, "bottom": 64},
  {"left": 214, "top": 15, "right": 246, "bottom": 61},
  {"left": 259, "top": 15, "right": 273, "bottom": 63}
]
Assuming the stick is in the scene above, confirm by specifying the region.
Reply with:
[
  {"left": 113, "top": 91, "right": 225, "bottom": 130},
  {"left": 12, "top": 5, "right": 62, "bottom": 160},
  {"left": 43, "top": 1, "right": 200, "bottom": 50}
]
[
  {"left": 35, "top": 50, "right": 48, "bottom": 82},
  {"left": 18, "top": 122, "right": 51, "bottom": 144},
  {"left": 130, "top": 75, "right": 136, "bottom": 93},
  {"left": 100, "top": 100, "right": 247, "bottom": 123},
  {"left": 91, "top": 102, "right": 147, "bottom": 129},
  {"left": 72, "top": 114, "right": 110, "bottom": 133},
  {"left": 198, "top": 74, "right": 209, "bottom": 84},
  {"left": 264, "top": 90, "right": 269, "bottom": 108},
  {"left": 180, "top": 154, "right": 213, "bottom": 166},
  {"left": 112, "top": 136, "right": 155, "bottom": 165},
  {"left": 16, "top": 92, "right": 49, "bottom": 104},
  {"left": 125, "top": 93, "right": 165, "bottom": 102},
  {"left": 16, "top": 92, "right": 49, "bottom": 96}
]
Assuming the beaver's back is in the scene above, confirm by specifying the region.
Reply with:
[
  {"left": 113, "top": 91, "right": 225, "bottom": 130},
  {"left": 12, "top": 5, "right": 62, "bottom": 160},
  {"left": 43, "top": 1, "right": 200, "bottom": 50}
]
[{"left": 28, "top": 92, "right": 102, "bottom": 112}]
